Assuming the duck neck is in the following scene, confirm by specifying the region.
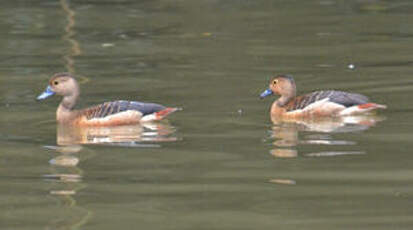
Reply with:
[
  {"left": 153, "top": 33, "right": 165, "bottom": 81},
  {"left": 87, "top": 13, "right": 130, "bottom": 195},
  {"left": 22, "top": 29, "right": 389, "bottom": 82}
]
[
  {"left": 276, "top": 93, "right": 295, "bottom": 107},
  {"left": 276, "top": 96, "right": 289, "bottom": 107},
  {"left": 276, "top": 85, "right": 296, "bottom": 107},
  {"left": 57, "top": 93, "right": 79, "bottom": 123}
]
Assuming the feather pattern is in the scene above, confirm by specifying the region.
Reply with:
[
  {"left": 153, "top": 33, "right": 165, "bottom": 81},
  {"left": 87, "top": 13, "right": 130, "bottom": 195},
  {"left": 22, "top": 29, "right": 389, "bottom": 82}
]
[
  {"left": 82, "top": 100, "right": 166, "bottom": 120},
  {"left": 288, "top": 90, "right": 369, "bottom": 112}
]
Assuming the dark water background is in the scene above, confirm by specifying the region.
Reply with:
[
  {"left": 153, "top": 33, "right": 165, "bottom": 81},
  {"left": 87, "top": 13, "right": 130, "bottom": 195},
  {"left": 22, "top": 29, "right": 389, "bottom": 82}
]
[{"left": 1, "top": 0, "right": 413, "bottom": 229}]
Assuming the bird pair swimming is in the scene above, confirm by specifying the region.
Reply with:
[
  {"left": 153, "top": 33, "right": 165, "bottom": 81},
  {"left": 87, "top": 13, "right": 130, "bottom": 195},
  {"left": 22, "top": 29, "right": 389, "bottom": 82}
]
[{"left": 37, "top": 73, "right": 386, "bottom": 126}]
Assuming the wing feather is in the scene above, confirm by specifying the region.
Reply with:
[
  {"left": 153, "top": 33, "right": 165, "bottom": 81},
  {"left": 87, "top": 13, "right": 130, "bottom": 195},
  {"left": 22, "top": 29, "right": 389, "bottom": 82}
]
[
  {"left": 82, "top": 100, "right": 166, "bottom": 120},
  {"left": 288, "top": 90, "right": 369, "bottom": 112}
]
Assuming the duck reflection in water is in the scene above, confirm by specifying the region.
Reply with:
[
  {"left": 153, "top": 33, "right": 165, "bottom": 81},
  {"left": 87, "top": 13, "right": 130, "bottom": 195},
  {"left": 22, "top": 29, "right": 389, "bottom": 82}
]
[
  {"left": 48, "top": 117, "right": 178, "bottom": 200},
  {"left": 270, "top": 115, "right": 385, "bottom": 158},
  {"left": 44, "top": 139, "right": 89, "bottom": 228},
  {"left": 57, "top": 122, "right": 178, "bottom": 146},
  {"left": 44, "top": 122, "right": 178, "bottom": 228}
]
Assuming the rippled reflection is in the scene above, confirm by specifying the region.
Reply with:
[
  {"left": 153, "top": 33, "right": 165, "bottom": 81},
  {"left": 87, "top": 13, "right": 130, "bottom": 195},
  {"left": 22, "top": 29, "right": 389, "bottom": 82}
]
[
  {"left": 44, "top": 139, "right": 90, "bottom": 229},
  {"left": 42, "top": 122, "right": 178, "bottom": 228},
  {"left": 43, "top": 122, "right": 178, "bottom": 228},
  {"left": 269, "top": 178, "right": 296, "bottom": 185},
  {"left": 43, "top": 143, "right": 83, "bottom": 195},
  {"left": 57, "top": 122, "right": 178, "bottom": 146},
  {"left": 270, "top": 115, "right": 385, "bottom": 158}
]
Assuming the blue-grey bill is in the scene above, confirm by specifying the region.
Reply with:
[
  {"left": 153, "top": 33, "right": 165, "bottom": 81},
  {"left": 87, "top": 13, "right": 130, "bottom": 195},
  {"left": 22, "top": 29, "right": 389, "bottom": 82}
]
[
  {"left": 37, "top": 85, "right": 55, "bottom": 100},
  {"left": 260, "top": 89, "right": 273, "bottom": 99}
]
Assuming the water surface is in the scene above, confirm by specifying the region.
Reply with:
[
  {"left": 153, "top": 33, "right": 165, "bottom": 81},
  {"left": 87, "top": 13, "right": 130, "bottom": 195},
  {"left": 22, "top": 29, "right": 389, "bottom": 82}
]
[{"left": 1, "top": 0, "right": 413, "bottom": 229}]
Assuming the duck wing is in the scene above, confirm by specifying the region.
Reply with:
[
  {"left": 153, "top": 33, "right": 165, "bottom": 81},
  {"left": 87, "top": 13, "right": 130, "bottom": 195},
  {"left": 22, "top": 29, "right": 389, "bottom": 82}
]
[
  {"left": 82, "top": 100, "right": 166, "bottom": 120},
  {"left": 289, "top": 90, "right": 369, "bottom": 111}
]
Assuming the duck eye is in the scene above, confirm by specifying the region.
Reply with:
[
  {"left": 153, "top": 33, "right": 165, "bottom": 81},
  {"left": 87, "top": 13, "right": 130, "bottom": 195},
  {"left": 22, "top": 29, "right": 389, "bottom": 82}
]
[{"left": 54, "top": 81, "right": 59, "bottom": 85}]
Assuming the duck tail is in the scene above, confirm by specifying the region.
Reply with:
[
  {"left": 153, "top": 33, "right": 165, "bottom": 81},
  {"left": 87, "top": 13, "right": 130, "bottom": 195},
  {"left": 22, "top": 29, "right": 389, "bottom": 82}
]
[
  {"left": 141, "top": 107, "right": 181, "bottom": 122},
  {"left": 358, "top": 103, "right": 387, "bottom": 110},
  {"left": 155, "top": 107, "right": 180, "bottom": 120},
  {"left": 339, "top": 103, "right": 386, "bottom": 116}
]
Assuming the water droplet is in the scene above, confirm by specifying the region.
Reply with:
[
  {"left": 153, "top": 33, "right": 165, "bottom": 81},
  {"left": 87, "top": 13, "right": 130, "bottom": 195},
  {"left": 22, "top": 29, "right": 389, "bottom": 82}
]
[
  {"left": 102, "top": 43, "right": 115, "bottom": 48},
  {"left": 348, "top": 63, "right": 355, "bottom": 70}
]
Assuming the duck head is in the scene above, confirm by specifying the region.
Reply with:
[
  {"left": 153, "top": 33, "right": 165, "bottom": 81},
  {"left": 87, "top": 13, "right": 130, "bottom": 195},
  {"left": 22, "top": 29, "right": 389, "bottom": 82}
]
[
  {"left": 260, "top": 74, "right": 296, "bottom": 99},
  {"left": 37, "top": 73, "right": 79, "bottom": 100}
]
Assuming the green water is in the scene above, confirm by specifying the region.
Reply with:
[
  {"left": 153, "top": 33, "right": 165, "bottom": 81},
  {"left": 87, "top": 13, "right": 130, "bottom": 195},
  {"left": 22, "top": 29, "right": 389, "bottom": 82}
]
[{"left": 1, "top": 0, "right": 413, "bottom": 229}]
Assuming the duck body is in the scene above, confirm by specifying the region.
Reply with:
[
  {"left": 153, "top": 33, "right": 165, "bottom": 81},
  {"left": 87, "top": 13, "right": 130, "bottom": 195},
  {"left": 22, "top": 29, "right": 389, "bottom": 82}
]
[
  {"left": 37, "top": 73, "right": 178, "bottom": 126},
  {"left": 60, "top": 100, "right": 177, "bottom": 126},
  {"left": 260, "top": 75, "right": 386, "bottom": 119}
]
